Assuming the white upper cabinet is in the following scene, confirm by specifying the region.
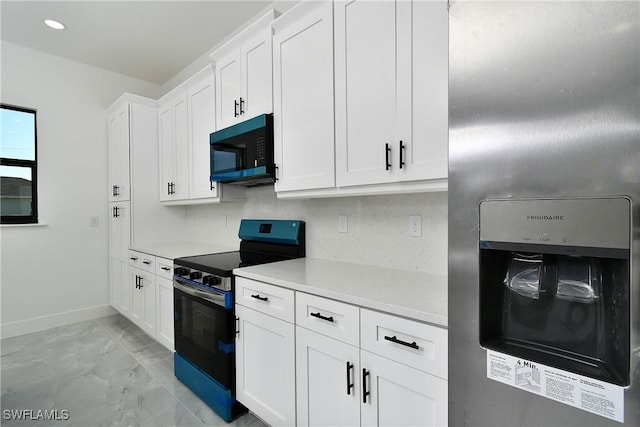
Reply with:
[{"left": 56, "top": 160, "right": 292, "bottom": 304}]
[
  {"left": 335, "top": 0, "right": 398, "bottom": 187},
  {"left": 334, "top": 0, "right": 448, "bottom": 188},
  {"left": 273, "top": 1, "right": 336, "bottom": 192},
  {"left": 399, "top": 0, "right": 448, "bottom": 182},
  {"left": 187, "top": 75, "right": 218, "bottom": 199},
  {"left": 158, "top": 93, "right": 189, "bottom": 201},
  {"left": 157, "top": 67, "right": 245, "bottom": 205},
  {"left": 212, "top": 10, "right": 275, "bottom": 130},
  {"left": 108, "top": 103, "right": 130, "bottom": 201}
]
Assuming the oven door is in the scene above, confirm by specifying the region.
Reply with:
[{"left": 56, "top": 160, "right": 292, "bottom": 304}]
[{"left": 173, "top": 280, "right": 234, "bottom": 390}]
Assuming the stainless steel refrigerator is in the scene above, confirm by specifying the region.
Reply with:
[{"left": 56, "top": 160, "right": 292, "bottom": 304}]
[{"left": 448, "top": 1, "right": 640, "bottom": 425}]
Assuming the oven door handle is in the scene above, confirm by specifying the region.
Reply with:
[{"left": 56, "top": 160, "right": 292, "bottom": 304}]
[{"left": 174, "top": 280, "right": 227, "bottom": 307}]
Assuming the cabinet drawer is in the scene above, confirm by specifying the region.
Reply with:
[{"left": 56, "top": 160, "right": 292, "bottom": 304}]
[
  {"left": 360, "top": 309, "right": 447, "bottom": 379},
  {"left": 156, "top": 257, "right": 174, "bottom": 280},
  {"left": 235, "top": 277, "right": 294, "bottom": 323},
  {"left": 295, "top": 292, "right": 359, "bottom": 346},
  {"left": 128, "top": 250, "right": 143, "bottom": 268}
]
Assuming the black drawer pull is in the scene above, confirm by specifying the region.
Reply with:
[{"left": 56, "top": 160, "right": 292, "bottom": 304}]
[
  {"left": 251, "top": 294, "right": 268, "bottom": 302},
  {"left": 310, "top": 312, "right": 334, "bottom": 323},
  {"left": 346, "top": 362, "right": 354, "bottom": 395},
  {"left": 142, "top": 260, "right": 151, "bottom": 265},
  {"left": 385, "top": 143, "right": 391, "bottom": 170},
  {"left": 362, "top": 368, "right": 370, "bottom": 403},
  {"left": 384, "top": 335, "right": 419, "bottom": 350},
  {"left": 161, "top": 266, "right": 171, "bottom": 271}
]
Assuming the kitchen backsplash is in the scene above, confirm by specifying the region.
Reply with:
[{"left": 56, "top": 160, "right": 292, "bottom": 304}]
[{"left": 184, "top": 187, "right": 447, "bottom": 276}]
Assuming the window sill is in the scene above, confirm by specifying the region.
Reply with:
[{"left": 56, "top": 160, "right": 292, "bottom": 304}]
[{"left": 0, "top": 222, "right": 48, "bottom": 228}]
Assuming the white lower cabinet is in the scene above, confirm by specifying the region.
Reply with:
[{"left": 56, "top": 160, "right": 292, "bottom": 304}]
[
  {"left": 235, "top": 303, "right": 296, "bottom": 426},
  {"left": 234, "top": 277, "right": 448, "bottom": 427},
  {"left": 125, "top": 251, "right": 175, "bottom": 351},
  {"left": 296, "top": 326, "right": 360, "bottom": 427},
  {"left": 360, "top": 350, "right": 447, "bottom": 427},
  {"left": 155, "top": 276, "right": 175, "bottom": 351},
  {"left": 129, "top": 266, "right": 156, "bottom": 337}
]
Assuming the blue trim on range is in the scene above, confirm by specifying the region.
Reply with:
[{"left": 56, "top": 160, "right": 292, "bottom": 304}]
[
  {"left": 174, "top": 353, "right": 245, "bottom": 422},
  {"left": 173, "top": 276, "right": 233, "bottom": 309},
  {"left": 238, "top": 219, "right": 304, "bottom": 245}
]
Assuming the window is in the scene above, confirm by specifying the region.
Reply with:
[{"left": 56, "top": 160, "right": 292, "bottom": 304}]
[{"left": 1, "top": 104, "right": 38, "bottom": 224}]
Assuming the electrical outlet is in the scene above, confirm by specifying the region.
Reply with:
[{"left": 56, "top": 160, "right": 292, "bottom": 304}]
[
  {"left": 338, "top": 214, "right": 348, "bottom": 233},
  {"left": 409, "top": 215, "right": 422, "bottom": 237}
]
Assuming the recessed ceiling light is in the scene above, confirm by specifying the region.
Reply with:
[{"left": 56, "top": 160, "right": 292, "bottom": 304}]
[{"left": 44, "top": 19, "right": 66, "bottom": 30}]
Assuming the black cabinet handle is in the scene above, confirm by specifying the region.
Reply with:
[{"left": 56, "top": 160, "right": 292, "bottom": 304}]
[
  {"left": 130, "top": 257, "right": 138, "bottom": 261},
  {"left": 274, "top": 164, "right": 279, "bottom": 182},
  {"left": 235, "top": 316, "right": 240, "bottom": 336},
  {"left": 113, "top": 206, "right": 119, "bottom": 218},
  {"left": 210, "top": 181, "right": 214, "bottom": 191},
  {"left": 384, "top": 335, "right": 419, "bottom": 350},
  {"left": 113, "top": 185, "right": 120, "bottom": 197},
  {"left": 385, "top": 143, "right": 391, "bottom": 171},
  {"left": 399, "top": 140, "right": 405, "bottom": 169},
  {"left": 138, "top": 276, "right": 143, "bottom": 289},
  {"left": 142, "top": 261, "right": 151, "bottom": 265},
  {"left": 251, "top": 294, "right": 268, "bottom": 302},
  {"left": 170, "top": 182, "right": 176, "bottom": 195},
  {"left": 346, "top": 362, "right": 354, "bottom": 395},
  {"left": 310, "top": 312, "right": 334, "bottom": 323},
  {"left": 161, "top": 266, "right": 171, "bottom": 271},
  {"left": 362, "top": 368, "right": 370, "bottom": 403},
  {"left": 234, "top": 99, "right": 239, "bottom": 117},
  {"left": 239, "top": 97, "right": 245, "bottom": 115},
  {"left": 167, "top": 182, "right": 171, "bottom": 196},
  {"left": 135, "top": 275, "right": 140, "bottom": 288}
]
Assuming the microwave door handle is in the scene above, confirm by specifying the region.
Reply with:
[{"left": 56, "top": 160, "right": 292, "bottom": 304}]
[{"left": 174, "top": 280, "right": 226, "bottom": 307}]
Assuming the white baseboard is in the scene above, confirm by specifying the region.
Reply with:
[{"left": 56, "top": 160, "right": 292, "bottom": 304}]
[{"left": 0, "top": 304, "right": 117, "bottom": 339}]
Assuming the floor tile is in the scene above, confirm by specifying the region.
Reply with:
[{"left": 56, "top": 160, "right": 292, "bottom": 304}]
[{"left": 1, "top": 313, "right": 262, "bottom": 427}]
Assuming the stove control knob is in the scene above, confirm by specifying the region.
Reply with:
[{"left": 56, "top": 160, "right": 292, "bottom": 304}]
[
  {"left": 189, "top": 271, "right": 202, "bottom": 280},
  {"left": 210, "top": 276, "right": 221, "bottom": 286},
  {"left": 174, "top": 267, "right": 189, "bottom": 276}
]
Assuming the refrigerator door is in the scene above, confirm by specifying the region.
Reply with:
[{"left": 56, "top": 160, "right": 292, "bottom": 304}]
[{"left": 448, "top": 1, "right": 640, "bottom": 426}]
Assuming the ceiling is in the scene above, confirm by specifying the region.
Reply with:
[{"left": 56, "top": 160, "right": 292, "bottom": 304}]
[{"left": 0, "top": 1, "right": 280, "bottom": 85}]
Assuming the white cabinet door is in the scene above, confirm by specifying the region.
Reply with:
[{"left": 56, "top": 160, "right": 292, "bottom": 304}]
[
  {"left": 156, "top": 276, "right": 174, "bottom": 351},
  {"left": 109, "top": 202, "right": 130, "bottom": 316},
  {"left": 158, "top": 94, "right": 189, "bottom": 201},
  {"left": 235, "top": 304, "right": 295, "bottom": 427},
  {"left": 395, "top": 0, "right": 448, "bottom": 183},
  {"left": 188, "top": 75, "right": 218, "bottom": 199},
  {"left": 296, "top": 326, "right": 360, "bottom": 427},
  {"left": 130, "top": 267, "right": 156, "bottom": 337},
  {"left": 108, "top": 103, "right": 130, "bottom": 201},
  {"left": 240, "top": 29, "right": 273, "bottom": 120},
  {"left": 360, "top": 350, "right": 448, "bottom": 427},
  {"left": 335, "top": 0, "right": 398, "bottom": 187},
  {"left": 215, "top": 52, "right": 242, "bottom": 130},
  {"left": 273, "top": 1, "right": 335, "bottom": 192},
  {"left": 215, "top": 28, "right": 272, "bottom": 131}
]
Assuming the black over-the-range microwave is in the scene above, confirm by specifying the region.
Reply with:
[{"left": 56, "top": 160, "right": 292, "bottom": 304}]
[{"left": 209, "top": 113, "right": 275, "bottom": 186}]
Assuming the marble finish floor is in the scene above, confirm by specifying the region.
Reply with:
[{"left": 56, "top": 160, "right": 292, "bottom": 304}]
[{"left": 1, "top": 314, "right": 267, "bottom": 427}]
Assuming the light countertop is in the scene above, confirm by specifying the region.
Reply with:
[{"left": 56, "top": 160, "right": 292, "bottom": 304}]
[
  {"left": 234, "top": 258, "right": 447, "bottom": 328},
  {"left": 129, "top": 241, "right": 238, "bottom": 260}
]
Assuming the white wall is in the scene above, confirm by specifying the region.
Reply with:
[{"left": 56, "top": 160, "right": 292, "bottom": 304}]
[
  {"left": 0, "top": 41, "right": 161, "bottom": 338},
  {"left": 186, "top": 187, "right": 448, "bottom": 275}
]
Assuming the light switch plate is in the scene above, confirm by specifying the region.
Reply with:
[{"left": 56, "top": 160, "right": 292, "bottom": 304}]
[
  {"left": 409, "top": 215, "right": 422, "bottom": 237},
  {"left": 338, "top": 214, "right": 348, "bottom": 233}
]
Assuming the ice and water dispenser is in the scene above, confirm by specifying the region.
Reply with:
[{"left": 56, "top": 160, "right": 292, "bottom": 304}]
[{"left": 479, "top": 198, "right": 631, "bottom": 386}]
